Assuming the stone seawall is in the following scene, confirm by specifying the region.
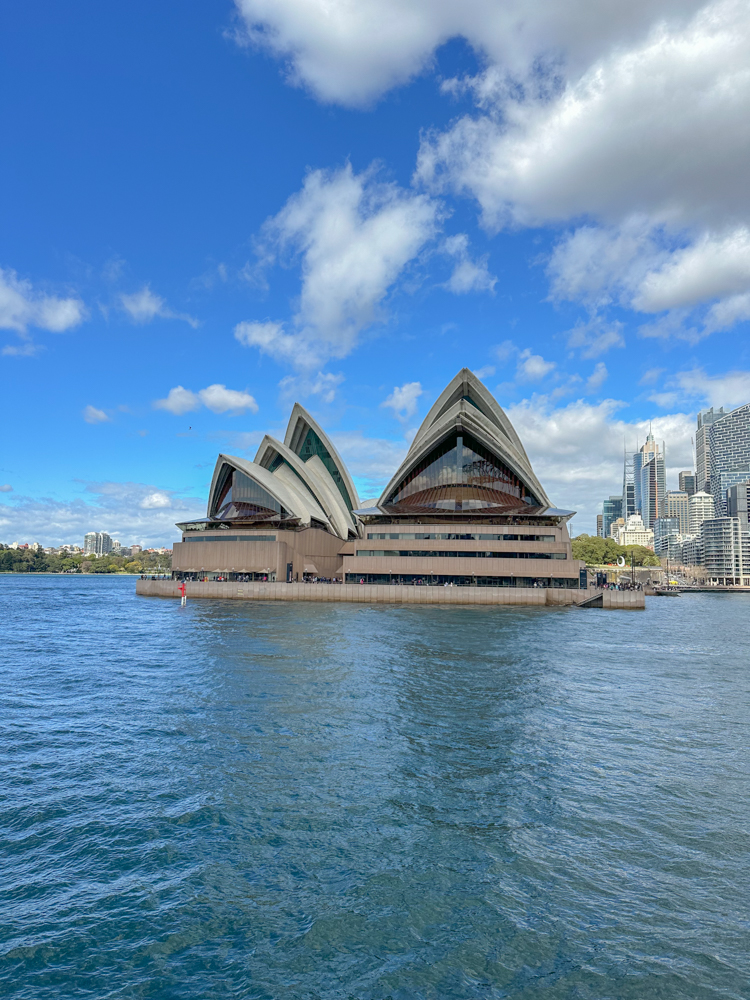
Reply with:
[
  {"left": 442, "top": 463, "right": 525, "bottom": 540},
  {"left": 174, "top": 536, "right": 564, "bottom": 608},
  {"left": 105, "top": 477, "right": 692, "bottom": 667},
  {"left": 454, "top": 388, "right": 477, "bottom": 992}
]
[{"left": 136, "top": 579, "right": 644, "bottom": 609}]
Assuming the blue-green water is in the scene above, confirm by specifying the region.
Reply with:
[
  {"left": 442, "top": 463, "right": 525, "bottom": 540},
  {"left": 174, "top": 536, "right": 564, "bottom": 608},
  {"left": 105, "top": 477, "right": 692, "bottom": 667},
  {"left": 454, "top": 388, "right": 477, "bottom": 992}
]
[{"left": 1, "top": 575, "right": 748, "bottom": 999}]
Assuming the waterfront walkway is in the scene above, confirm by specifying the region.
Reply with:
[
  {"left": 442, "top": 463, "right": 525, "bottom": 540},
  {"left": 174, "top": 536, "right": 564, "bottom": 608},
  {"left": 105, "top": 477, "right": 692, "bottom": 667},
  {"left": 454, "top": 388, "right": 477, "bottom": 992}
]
[{"left": 136, "top": 579, "right": 644, "bottom": 609}]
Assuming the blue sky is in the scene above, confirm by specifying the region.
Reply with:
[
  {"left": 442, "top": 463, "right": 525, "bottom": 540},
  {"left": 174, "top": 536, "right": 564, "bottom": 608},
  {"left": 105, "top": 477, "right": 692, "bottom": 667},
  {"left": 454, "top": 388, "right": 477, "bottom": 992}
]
[{"left": 3, "top": 0, "right": 750, "bottom": 544}]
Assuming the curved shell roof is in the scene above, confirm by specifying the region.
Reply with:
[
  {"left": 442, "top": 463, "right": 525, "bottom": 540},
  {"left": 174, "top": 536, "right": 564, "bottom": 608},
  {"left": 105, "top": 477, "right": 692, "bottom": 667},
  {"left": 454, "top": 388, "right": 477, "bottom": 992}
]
[
  {"left": 284, "top": 403, "right": 360, "bottom": 515},
  {"left": 254, "top": 435, "right": 354, "bottom": 540},
  {"left": 378, "top": 368, "right": 551, "bottom": 509},
  {"left": 207, "top": 453, "right": 331, "bottom": 529}
]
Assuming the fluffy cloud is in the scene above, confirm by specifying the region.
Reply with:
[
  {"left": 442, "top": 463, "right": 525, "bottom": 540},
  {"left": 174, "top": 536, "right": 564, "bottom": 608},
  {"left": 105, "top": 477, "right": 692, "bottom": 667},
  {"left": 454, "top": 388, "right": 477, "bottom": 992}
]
[
  {"left": 239, "top": 164, "right": 439, "bottom": 368},
  {"left": 567, "top": 318, "right": 625, "bottom": 358},
  {"left": 232, "top": 0, "right": 703, "bottom": 106},
  {"left": 586, "top": 362, "right": 609, "bottom": 393},
  {"left": 83, "top": 405, "right": 110, "bottom": 424},
  {"left": 673, "top": 367, "right": 750, "bottom": 409},
  {"left": 418, "top": 1, "right": 749, "bottom": 232},
  {"left": 198, "top": 384, "right": 259, "bottom": 414},
  {"left": 234, "top": 320, "right": 321, "bottom": 369},
  {"left": 414, "top": 0, "right": 750, "bottom": 332},
  {"left": 0, "top": 267, "right": 85, "bottom": 354},
  {"left": 382, "top": 381, "right": 423, "bottom": 420},
  {"left": 154, "top": 384, "right": 258, "bottom": 416},
  {"left": 119, "top": 286, "right": 198, "bottom": 328},
  {"left": 441, "top": 234, "right": 496, "bottom": 294},
  {"left": 0, "top": 481, "right": 205, "bottom": 548},
  {"left": 516, "top": 349, "right": 555, "bottom": 382},
  {"left": 277, "top": 371, "right": 344, "bottom": 404},
  {"left": 0, "top": 485, "right": 12, "bottom": 493}
]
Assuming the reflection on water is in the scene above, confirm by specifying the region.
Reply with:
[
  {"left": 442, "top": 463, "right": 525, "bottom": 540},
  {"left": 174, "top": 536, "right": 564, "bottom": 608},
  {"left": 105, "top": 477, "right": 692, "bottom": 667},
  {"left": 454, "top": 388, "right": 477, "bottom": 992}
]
[{"left": 1, "top": 575, "right": 749, "bottom": 999}]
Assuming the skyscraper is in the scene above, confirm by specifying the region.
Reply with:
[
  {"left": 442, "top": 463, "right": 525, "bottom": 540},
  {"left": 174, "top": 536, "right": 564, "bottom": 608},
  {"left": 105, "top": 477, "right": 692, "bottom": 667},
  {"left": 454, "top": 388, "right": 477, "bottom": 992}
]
[
  {"left": 708, "top": 403, "right": 750, "bottom": 515},
  {"left": 678, "top": 471, "right": 696, "bottom": 496},
  {"left": 696, "top": 406, "right": 727, "bottom": 492},
  {"left": 633, "top": 430, "right": 661, "bottom": 518},
  {"left": 622, "top": 449, "right": 636, "bottom": 519},
  {"left": 665, "top": 490, "right": 690, "bottom": 534},
  {"left": 688, "top": 491, "right": 715, "bottom": 535},
  {"left": 640, "top": 451, "right": 666, "bottom": 530},
  {"left": 602, "top": 495, "right": 623, "bottom": 539},
  {"left": 596, "top": 514, "right": 603, "bottom": 538}
]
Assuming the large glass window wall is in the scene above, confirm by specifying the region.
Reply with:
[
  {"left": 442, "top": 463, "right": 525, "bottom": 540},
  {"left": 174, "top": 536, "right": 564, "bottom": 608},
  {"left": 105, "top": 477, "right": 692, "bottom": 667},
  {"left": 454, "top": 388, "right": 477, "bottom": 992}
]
[
  {"left": 386, "top": 432, "right": 538, "bottom": 511},
  {"left": 355, "top": 550, "right": 567, "bottom": 559},
  {"left": 344, "top": 574, "right": 577, "bottom": 587},
  {"left": 182, "top": 534, "right": 277, "bottom": 543},
  {"left": 213, "top": 468, "right": 292, "bottom": 521},
  {"left": 366, "top": 532, "right": 556, "bottom": 541}
]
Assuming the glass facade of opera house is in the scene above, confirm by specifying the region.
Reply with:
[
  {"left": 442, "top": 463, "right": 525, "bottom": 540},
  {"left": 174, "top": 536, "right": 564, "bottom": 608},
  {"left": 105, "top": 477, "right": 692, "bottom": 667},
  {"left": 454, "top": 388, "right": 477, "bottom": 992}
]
[{"left": 171, "top": 369, "right": 586, "bottom": 589}]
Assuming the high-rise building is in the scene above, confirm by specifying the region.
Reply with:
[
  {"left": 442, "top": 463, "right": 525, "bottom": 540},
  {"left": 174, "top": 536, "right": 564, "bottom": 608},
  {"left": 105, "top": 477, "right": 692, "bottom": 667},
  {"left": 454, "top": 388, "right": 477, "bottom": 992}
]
[
  {"left": 640, "top": 452, "right": 666, "bottom": 530},
  {"left": 701, "top": 517, "right": 750, "bottom": 585},
  {"left": 596, "top": 514, "right": 603, "bottom": 538},
  {"left": 688, "top": 491, "right": 715, "bottom": 535},
  {"left": 654, "top": 517, "right": 681, "bottom": 557},
  {"left": 726, "top": 480, "right": 750, "bottom": 527},
  {"left": 633, "top": 431, "right": 663, "bottom": 522},
  {"left": 602, "top": 495, "right": 623, "bottom": 540},
  {"left": 708, "top": 403, "right": 750, "bottom": 515},
  {"left": 665, "top": 490, "right": 690, "bottom": 534},
  {"left": 622, "top": 449, "right": 636, "bottom": 519},
  {"left": 696, "top": 406, "right": 727, "bottom": 493},
  {"left": 678, "top": 471, "right": 696, "bottom": 496},
  {"left": 82, "top": 531, "right": 114, "bottom": 556}
]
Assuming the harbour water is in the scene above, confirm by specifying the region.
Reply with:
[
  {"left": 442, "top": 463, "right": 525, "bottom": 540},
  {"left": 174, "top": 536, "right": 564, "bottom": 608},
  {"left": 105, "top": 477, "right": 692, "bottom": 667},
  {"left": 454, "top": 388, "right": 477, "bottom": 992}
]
[{"left": 1, "top": 575, "right": 748, "bottom": 998}]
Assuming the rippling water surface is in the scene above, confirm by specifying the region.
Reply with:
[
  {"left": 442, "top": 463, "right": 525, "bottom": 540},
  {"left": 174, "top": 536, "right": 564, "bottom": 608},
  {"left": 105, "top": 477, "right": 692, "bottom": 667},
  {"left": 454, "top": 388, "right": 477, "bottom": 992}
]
[{"left": 1, "top": 575, "right": 748, "bottom": 999}]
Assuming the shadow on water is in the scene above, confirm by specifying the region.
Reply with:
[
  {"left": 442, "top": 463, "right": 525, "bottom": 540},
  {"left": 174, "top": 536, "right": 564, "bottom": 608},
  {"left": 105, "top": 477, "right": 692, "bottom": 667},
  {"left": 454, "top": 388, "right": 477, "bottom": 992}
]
[{"left": 0, "top": 577, "right": 749, "bottom": 999}]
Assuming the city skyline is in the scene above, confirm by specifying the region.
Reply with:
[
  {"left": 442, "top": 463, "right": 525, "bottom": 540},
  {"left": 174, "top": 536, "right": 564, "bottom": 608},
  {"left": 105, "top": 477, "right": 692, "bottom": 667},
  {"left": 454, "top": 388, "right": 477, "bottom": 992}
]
[{"left": 3, "top": 1, "right": 750, "bottom": 546}]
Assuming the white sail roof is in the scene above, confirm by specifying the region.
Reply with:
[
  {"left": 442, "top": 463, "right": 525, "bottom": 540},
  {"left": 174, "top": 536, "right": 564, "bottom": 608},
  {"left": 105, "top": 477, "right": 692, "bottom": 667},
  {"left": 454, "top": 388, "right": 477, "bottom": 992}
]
[{"left": 378, "top": 368, "right": 551, "bottom": 510}]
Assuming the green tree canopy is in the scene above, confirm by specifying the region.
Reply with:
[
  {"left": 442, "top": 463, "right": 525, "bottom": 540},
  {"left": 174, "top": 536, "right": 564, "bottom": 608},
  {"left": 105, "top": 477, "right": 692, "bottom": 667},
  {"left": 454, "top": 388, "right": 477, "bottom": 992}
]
[{"left": 571, "top": 534, "right": 660, "bottom": 567}]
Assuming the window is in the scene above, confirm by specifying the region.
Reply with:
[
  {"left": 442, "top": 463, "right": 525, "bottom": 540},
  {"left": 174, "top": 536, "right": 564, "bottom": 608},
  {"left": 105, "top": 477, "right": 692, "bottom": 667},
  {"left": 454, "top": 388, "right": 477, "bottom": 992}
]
[
  {"left": 366, "top": 532, "right": 556, "bottom": 541},
  {"left": 386, "top": 431, "right": 538, "bottom": 511},
  {"left": 213, "top": 468, "right": 291, "bottom": 521},
  {"left": 182, "top": 534, "right": 276, "bottom": 543},
  {"left": 297, "top": 426, "right": 352, "bottom": 511},
  {"left": 355, "top": 550, "right": 566, "bottom": 559}
]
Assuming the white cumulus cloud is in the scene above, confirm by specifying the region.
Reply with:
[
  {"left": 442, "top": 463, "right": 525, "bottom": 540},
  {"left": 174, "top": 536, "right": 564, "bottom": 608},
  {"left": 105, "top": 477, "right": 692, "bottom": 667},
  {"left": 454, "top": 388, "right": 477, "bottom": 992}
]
[
  {"left": 240, "top": 164, "right": 439, "bottom": 368},
  {"left": 154, "top": 384, "right": 258, "bottom": 416},
  {"left": 83, "top": 405, "right": 111, "bottom": 424},
  {"left": 0, "top": 267, "right": 85, "bottom": 355},
  {"left": 119, "top": 285, "right": 198, "bottom": 328},
  {"left": 441, "top": 234, "right": 496, "bottom": 294},
  {"left": 382, "top": 381, "right": 423, "bottom": 420},
  {"left": 517, "top": 349, "right": 555, "bottom": 382},
  {"left": 198, "top": 384, "right": 259, "bottom": 414},
  {"left": 231, "top": 0, "right": 704, "bottom": 107}
]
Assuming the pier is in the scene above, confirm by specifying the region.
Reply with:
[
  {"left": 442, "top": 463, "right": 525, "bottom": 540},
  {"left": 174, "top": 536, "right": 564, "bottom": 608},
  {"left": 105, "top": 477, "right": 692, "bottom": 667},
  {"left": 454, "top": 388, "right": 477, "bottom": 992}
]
[{"left": 136, "top": 579, "right": 644, "bottom": 609}]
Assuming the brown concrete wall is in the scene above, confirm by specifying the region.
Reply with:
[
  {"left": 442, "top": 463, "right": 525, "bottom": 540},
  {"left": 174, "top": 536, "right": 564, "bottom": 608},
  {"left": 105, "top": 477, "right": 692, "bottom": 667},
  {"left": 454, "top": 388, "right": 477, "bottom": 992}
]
[
  {"left": 136, "top": 579, "right": 644, "bottom": 608},
  {"left": 172, "top": 526, "right": 347, "bottom": 581},
  {"left": 347, "top": 519, "right": 584, "bottom": 582}
]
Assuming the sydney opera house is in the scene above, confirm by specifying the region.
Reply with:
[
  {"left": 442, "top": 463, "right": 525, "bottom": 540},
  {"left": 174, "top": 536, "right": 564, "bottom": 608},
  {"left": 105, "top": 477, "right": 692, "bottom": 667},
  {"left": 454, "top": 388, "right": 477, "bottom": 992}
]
[{"left": 172, "top": 369, "right": 585, "bottom": 590}]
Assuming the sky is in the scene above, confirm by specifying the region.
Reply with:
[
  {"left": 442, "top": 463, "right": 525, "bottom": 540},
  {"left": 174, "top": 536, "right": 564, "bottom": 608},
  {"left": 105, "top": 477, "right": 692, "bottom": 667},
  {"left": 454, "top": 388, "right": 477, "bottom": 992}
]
[{"left": 2, "top": 0, "right": 750, "bottom": 545}]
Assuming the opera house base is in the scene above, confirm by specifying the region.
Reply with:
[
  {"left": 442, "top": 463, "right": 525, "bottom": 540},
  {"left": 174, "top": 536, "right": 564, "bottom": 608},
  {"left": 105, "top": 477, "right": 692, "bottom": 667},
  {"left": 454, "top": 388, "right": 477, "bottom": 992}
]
[{"left": 136, "top": 578, "right": 644, "bottom": 609}]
